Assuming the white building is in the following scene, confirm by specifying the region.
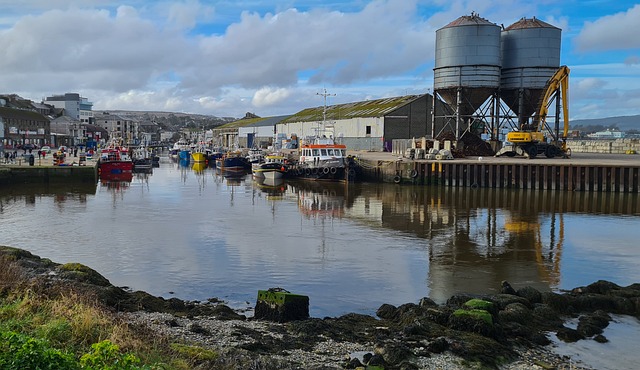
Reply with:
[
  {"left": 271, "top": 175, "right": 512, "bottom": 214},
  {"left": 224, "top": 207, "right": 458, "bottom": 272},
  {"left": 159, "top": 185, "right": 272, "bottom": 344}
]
[
  {"left": 238, "top": 115, "right": 290, "bottom": 148},
  {"left": 275, "top": 94, "right": 436, "bottom": 151},
  {"left": 587, "top": 129, "right": 625, "bottom": 139},
  {"left": 44, "top": 93, "right": 94, "bottom": 123}
]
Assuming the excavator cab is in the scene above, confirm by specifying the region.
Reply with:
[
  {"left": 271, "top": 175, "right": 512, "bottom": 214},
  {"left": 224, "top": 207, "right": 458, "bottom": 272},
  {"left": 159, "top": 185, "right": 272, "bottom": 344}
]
[{"left": 498, "top": 66, "right": 570, "bottom": 159}]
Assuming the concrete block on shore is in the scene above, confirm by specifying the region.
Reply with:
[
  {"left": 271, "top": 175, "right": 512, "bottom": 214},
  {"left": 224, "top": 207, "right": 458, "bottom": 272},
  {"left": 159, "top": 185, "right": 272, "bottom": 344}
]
[{"left": 254, "top": 288, "right": 309, "bottom": 322}]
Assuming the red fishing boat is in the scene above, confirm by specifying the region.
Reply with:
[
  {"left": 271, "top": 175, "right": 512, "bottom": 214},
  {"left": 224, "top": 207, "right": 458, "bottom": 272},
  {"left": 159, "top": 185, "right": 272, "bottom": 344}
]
[{"left": 98, "top": 139, "right": 133, "bottom": 178}]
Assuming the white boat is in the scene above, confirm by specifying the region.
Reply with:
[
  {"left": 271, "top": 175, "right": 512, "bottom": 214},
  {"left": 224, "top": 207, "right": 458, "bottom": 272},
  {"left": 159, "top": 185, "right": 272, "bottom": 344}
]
[
  {"left": 252, "top": 154, "right": 287, "bottom": 180},
  {"left": 171, "top": 138, "right": 191, "bottom": 160},
  {"left": 294, "top": 137, "right": 348, "bottom": 181},
  {"left": 247, "top": 148, "right": 266, "bottom": 165},
  {"left": 290, "top": 89, "right": 353, "bottom": 182}
]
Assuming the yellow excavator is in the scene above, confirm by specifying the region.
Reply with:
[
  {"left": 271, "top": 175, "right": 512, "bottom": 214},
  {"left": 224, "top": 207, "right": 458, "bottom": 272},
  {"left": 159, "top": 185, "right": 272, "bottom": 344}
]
[{"left": 499, "top": 65, "right": 570, "bottom": 158}]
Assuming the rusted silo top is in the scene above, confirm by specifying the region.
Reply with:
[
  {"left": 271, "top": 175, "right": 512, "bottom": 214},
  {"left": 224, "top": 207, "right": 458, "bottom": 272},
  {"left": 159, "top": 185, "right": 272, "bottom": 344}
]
[
  {"left": 505, "top": 17, "right": 560, "bottom": 30},
  {"left": 443, "top": 12, "right": 496, "bottom": 28}
]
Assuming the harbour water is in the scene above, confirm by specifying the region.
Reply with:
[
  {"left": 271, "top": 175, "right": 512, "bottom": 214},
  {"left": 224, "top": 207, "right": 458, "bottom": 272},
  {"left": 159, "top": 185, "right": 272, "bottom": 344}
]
[{"left": 1, "top": 158, "right": 639, "bottom": 368}]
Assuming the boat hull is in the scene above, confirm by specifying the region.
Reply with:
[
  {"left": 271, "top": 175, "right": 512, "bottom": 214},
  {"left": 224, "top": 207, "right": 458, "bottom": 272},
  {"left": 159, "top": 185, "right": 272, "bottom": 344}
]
[
  {"left": 263, "top": 170, "right": 284, "bottom": 180},
  {"left": 191, "top": 152, "right": 207, "bottom": 162},
  {"left": 290, "top": 166, "right": 346, "bottom": 181},
  {"left": 99, "top": 161, "right": 133, "bottom": 175},
  {"left": 179, "top": 150, "right": 190, "bottom": 161},
  {"left": 216, "top": 156, "right": 247, "bottom": 171}
]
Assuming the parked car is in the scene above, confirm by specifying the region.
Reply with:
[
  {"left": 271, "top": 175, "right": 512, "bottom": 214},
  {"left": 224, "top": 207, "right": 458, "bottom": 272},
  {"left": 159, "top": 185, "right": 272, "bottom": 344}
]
[
  {"left": 58, "top": 146, "right": 68, "bottom": 154},
  {"left": 41, "top": 146, "right": 51, "bottom": 153}
]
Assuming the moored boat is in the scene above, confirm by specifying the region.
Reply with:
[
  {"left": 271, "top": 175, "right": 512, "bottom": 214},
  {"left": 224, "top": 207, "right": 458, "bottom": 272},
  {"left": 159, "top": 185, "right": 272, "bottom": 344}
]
[
  {"left": 292, "top": 137, "right": 348, "bottom": 181},
  {"left": 98, "top": 139, "right": 133, "bottom": 178},
  {"left": 191, "top": 149, "right": 209, "bottom": 162},
  {"left": 171, "top": 138, "right": 191, "bottom": 161},
  {"left": 215, "top": 151, "right": 248, "bottom": 172},
  {"left": 132, "top": 146, "right": 153, "bottom": 173},
  {"left": 252, "top": 154, "right": 287, "bottom": 180}
]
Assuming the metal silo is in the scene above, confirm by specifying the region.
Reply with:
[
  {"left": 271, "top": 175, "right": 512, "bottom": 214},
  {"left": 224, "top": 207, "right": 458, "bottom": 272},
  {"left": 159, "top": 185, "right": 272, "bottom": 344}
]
[
  {"left": 500, "top": 17, "right": 561, "bottom": 124},
  {"left": 433, "top": 12, "right": 501, "bottom": 139}
]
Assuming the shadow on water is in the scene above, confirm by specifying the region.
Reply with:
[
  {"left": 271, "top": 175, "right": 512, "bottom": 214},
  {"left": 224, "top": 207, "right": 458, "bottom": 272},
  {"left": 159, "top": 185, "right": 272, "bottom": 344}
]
[{"left": 0, "top": 182, "right": 97, "bottom": 211}]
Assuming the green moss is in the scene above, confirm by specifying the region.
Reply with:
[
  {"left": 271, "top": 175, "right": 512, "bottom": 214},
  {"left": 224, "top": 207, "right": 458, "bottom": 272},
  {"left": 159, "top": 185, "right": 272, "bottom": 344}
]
[
  {"left": 464, "top": 299, "right": 494, "bottom": 312},
  {"left": 170, "top": 343, "right": 218, "bottom": 361},
  {"left": 0, "top": 246, "right": 36, "bottom": 261},
  {"left": 453, "top": 309, "right": 493, "bottom": 325},
  {"left": 59, "top": 263, "right": 110, "bottom": 286}
]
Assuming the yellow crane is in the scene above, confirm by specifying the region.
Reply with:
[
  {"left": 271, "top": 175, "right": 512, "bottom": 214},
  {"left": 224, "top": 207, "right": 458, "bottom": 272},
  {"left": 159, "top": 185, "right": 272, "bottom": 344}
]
[{"left": 499, "top": 66, "right": 571, "bottom": 158}]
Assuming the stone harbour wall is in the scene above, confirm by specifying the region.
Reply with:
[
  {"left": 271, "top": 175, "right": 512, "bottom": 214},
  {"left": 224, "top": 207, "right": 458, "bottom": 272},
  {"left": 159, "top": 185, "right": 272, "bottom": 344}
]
[{"left": 567, "top": 138, "right": 640, "bottom": 154}]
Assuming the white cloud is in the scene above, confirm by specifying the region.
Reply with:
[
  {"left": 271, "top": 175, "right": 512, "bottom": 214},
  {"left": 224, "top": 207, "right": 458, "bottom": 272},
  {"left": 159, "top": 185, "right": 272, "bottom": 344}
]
[
  {"left": 252, "top": 87, "right": 292, "bottom": 107},
  {"left": 574, "top": 4, "right": 640, "bottom": 52},
  {"left": 0, "top": 0, "right": 638, "bottom": 119}
]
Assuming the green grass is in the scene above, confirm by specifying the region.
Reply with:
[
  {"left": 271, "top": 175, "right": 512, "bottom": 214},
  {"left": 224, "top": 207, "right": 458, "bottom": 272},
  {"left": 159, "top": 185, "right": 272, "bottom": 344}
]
[{"left": 0, "top": 253, "right": 219, "bottom": 369}]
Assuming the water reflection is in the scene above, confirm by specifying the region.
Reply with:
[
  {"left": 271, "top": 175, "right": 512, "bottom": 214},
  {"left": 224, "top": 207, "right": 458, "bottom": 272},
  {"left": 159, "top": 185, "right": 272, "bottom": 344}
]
[
  {"left": 283, "top": 183, "right": 639, "bottom": 303},
  {"left": 0, "top": 182, "right": 95, "bottom": 214},
  {"left": 0, "top": 165, "right": 638, "bottom": 319}
]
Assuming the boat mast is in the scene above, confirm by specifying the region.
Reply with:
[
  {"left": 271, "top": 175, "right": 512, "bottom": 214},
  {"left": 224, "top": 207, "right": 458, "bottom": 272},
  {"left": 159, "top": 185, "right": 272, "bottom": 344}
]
[{"left": 316, "top": 88, "right": 335, "bottom": 138}]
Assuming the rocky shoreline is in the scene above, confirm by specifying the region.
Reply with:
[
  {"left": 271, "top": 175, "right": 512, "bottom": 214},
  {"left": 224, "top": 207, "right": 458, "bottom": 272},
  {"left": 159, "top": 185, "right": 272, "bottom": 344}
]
[{"left": 3, "top": 246, "right": 640, "bottom": 369}]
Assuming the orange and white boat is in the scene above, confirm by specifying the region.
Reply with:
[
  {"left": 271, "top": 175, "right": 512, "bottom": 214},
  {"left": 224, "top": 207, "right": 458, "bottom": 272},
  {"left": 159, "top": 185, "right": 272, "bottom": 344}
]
[{"left": 295, "top": 137, "right": 347, "bottom": 181}]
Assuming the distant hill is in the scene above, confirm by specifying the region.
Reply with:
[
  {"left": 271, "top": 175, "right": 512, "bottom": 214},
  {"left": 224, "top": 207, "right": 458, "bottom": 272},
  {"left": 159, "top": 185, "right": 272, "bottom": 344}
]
[
  {"left": 571, "top": 115, "right": 640, "bottom": 132},
  {"left": 102, "top": 110, "right": 236, "bottom": 131}
]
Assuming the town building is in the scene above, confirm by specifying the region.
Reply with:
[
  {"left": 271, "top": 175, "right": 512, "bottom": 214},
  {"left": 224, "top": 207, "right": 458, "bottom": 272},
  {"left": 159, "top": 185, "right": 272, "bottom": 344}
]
[
  {"left": 93, "top": 112, "right": 138, "bottom": 143},
  {"left": 50, "top": 115, "right": 85, "bottom": 147},
  {"left": 0, "top": 95, "right": 51, "bottom": 149},
  {"left": 587, "top": 129, "right": 626, "bottom": 139},
  {"left": 44, "top": 93, "right": 94, "bottom": 123},
  {"left": 237, "top": 115, "right": 290, "bottom": 148}
]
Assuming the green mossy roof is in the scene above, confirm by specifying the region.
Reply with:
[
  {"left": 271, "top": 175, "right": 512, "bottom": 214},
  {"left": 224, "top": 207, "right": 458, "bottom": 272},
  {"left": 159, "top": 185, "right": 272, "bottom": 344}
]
[
  {"left": 217, "top": 116, "right": 266, "bottom": 129},
  {"left": 283, "top": 95, "right": 422, "bottom": 123}
]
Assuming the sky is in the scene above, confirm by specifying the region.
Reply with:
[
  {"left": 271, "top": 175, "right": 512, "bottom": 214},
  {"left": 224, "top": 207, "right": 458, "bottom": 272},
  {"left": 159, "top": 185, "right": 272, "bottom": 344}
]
[{"left": 0, "top": 0, "right": 639, "bottom": 120}]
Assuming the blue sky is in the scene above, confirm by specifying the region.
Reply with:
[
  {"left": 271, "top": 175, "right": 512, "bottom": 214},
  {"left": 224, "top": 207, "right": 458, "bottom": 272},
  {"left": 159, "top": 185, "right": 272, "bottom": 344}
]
[{"left": 0, "top": 0, "right": 639, "bottom": 120}]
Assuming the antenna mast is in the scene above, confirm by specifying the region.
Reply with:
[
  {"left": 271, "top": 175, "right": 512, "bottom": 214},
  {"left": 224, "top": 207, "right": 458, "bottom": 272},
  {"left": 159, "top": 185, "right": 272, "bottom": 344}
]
[{"left": 316, "top": 88, "right": 336, "bottom": 124}]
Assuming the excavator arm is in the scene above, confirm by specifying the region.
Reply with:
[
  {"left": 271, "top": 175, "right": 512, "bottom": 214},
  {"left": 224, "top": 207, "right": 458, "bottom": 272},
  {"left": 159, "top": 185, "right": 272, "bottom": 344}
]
[
  {"left": 534, "top": 65, "right": 570, "bottom": 148},
  {"left": 505, "top": 66, "right": 570, "bottom": 154}
]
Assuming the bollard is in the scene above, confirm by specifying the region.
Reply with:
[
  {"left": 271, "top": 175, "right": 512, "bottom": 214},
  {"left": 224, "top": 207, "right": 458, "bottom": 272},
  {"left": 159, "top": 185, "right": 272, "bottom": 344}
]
[
  {"left": 28, "top": 154, "right": 34, "bottom": 166},
  {"left": 254, "top": 288, "right": 309, "bottom": 322}
]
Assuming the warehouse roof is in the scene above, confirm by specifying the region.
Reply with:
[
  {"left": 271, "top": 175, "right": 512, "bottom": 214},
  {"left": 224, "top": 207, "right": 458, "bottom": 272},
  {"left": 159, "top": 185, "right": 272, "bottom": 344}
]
[
  {"left": 282, "top": 94, "right": 424, "bottom": 123},
  {"left": 218, "top": 115, "right": 291, "bottom": 129}
]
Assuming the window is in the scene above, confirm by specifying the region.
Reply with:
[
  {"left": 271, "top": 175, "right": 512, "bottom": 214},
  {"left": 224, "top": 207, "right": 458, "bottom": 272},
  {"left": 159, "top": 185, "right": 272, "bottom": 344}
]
[
  {"left": 321, "top": 149, "right": 327, "bottom": 156},
  {"left": 366, "top": 125, "right": 372, "bottom": 136},
  {"left": 312, "top": 149, "right": 319, "bottom": 156}
]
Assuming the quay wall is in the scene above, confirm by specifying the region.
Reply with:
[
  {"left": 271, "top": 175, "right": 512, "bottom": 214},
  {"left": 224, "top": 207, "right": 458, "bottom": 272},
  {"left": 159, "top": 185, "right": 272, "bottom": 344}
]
[
  {"left": 356, "top": 158, "right": 640, "bottom": 193},
  {"left": 566, "top": 139, "right": 640, "bottom": 154},
  {"left": 390, "top": 138, "right": 640, "bottom": 155},
  {"left": 0, "top": 166, "right": 97, "bottom": 185}
]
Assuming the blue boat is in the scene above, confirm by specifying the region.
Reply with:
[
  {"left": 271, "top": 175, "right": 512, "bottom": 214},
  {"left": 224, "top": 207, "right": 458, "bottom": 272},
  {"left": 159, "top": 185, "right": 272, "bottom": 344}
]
[{"left": 215, "top": 151, "right": 248, "bottom": 172}]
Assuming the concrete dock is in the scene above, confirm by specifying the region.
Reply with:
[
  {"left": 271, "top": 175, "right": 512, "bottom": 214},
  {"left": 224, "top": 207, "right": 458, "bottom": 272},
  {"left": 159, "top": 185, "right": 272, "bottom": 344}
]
[
  {"left": 0, "top": 151, "right": 98, "bottom": 185},
  {"left": 352, "top": 151, "right": 640, "bottom": 193}
]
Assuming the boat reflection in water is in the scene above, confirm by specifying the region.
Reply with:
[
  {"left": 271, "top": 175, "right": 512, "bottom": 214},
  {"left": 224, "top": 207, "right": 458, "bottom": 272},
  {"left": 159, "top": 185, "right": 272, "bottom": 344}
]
[
  {"left": 293, "top": 181, "right": 347, "bottom": 219},
  {"left": 254, "top": 176, "right": 286, "bottom": 196},
  {"left": 99, "top": 171, "right": 133, "bottom": 206}
]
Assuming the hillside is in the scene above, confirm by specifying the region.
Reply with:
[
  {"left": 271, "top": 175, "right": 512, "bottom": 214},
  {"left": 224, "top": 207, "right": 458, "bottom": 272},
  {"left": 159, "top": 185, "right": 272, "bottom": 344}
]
[
  {"left": 103, "top": 110, "right": 236, "bottom": 131},
  {"left": 571, "top": 115, "right": 640, "bottom": 132}
]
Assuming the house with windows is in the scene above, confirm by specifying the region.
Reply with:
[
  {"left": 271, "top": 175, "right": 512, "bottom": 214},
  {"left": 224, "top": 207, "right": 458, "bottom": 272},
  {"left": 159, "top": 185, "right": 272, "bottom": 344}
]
[
  {"left": 44, "top": 93, "right": 94, "bottom": 123},
  {"left": 0, "top": 95, "right": 51, "bottom": 149},
  {"left": 93, "top": 112, "right": 138, "bottom": 144}
]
